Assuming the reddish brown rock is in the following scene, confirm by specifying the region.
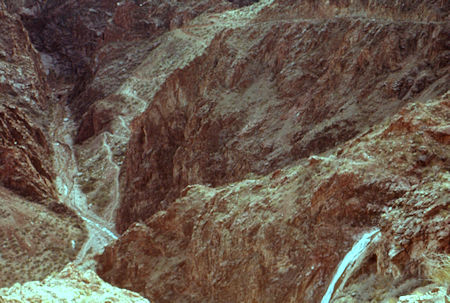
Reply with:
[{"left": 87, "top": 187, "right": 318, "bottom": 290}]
[
  {"left": 95, "top": 1, "right": 449, "bottom": 301},
  {"left": 0, "top": 0, "right": 448, "bottom": 301},
  {"left": 19, "top": 0, "right": 241, "bottom": 219},
  {"left": 75, "top": 104, "right": 115, "bottom": 144},
  {"left": 97, "top": 95, "right": 449, "bottom": 302},
  {"left": 0, "top": 5, "right": 90, "bottom": 289},
  {"left": 116, "top": 0, "right": 449, "bottom": 232},
  {"left": 0, "top": 106, "right": 54, "bottom": 201},
  {"left": 21, "top": 0, "right": 235, "bottom": 110},
  {"left": 0, "top": 7, "right": 55, "bottom": 202}
]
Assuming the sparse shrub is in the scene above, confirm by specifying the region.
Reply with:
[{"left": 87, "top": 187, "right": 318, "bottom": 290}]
[{"left": 423, "top": 253, "right": 450, "bottom": 286}]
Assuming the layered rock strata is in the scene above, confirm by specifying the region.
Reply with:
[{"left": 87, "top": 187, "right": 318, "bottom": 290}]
[
  {"left": 116, "top": 0, "right": 449, "bottom": 232},
  {"left": 0, "top": 6, "right": 55, "bottom": 202},
  {"left": 0, "top": 3, "right": 86, "bottom": 288},
  {"left": 97, "top": 95, "right": 449, "bottom": 302},
  {"left": 94, "top": 0, "right": 449, "bottom": 302}
]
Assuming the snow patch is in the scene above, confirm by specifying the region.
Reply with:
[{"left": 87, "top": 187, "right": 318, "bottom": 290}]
[{"left": 321, "top": 228, "right": 381, "bottom": 303}]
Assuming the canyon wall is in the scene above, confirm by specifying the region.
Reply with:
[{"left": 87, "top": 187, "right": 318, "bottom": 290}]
[
  {"left": 0, "top": 3, "right": 86, "bottom": 288},
  {"left": 0, "top": 0, "right": 448, "bottom": 301},
  {"left": 115, "top": 0, "right": 449, "bottom": 232},
  {"left": 0, "top": 5, "right": 55, "bottom": 202},
  {"left": 94, "top": 0, "right": 449, "bottom": 302},
  {"left": 19, "top": 0, "right": 243, "bottom": 222},
  {"left": 97, "top": 94, "right": 449, "bottom": 302}
]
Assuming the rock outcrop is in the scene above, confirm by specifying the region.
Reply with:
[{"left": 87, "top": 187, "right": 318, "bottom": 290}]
[
  {"left": 0, "top": 263, "right": 149, "bottom": 303},
  {"left": 97, "top": 94, "right": 449, "bottom": 302},
  {"left": 115, "top": 0, "right": 449, "bottom": 232},
  {"left": 0, "top": 6, "right": 55, "bottom": 202},
  {"left": 93, "top": 1, "right": 449, "bottom": 301},
  {"left": 18, "top": 0, "right": 243, "bottom": 221},
  {"left": 0, "top": 3, "right": 86, "bottom": 288},
  {"left": 0, "top": 0, "right": 448, "bottom": 302}
]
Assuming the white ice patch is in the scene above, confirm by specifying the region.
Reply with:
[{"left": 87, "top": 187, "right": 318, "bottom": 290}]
[
  {"left": 80, "top": 215, "right": 118, "bottom": 240},
  {"left": 63, "top": 184, "right": 69, "bottom": 196},
  {"left": 321, "top": 228, "right": 381, "bottom": 303}
]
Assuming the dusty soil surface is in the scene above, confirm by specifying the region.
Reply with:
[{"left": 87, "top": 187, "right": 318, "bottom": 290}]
[
  {"left": 0, "top": 263, "right": 149, "bottom": 303},
  {"left": 0, "top": 187, "right": 85, "bottom": 288}
]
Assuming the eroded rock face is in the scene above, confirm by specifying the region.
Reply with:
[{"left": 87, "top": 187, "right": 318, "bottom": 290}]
[
  {"left": 116, "top": 0, "right": 449, "bottom": 232},
  {"left": 2, "top": 0, "right": 448, "bottom": 301},
  {"left": 94, "top": 1, "right": 449, "bottom": 301},
  {"left": 0, "top": 5, "right": 87, "bottom": 288},
  {"left": 19, "top": 0, "right": 239, "bottom": 221},
  {"left": 0, "top": 7, "right": 55, "bottom": 202},
  {"left": 97, "top": 95, "right": 449, "bottom": 302},
  {"left": 22, "top": 0, "right": 235, "bottom": 107}
]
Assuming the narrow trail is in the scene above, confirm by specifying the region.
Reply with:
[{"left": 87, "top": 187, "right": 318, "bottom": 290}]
[
  {"left": 50, "top": 100, "right": 118, "bottom": 264},
  {"left": 100, "top": 132, "right": 121, "bottom": 224}
]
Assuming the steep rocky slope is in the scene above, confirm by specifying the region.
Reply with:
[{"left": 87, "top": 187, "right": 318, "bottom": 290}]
[
  {"left": 0, "top": 3, "right": 87, "bottom": 288},
  {"left": 18, "top": 0, "right": 246, "bottom": 224},
  {"left": 97, "top": 95, "right": 449, "bottom": 302},
  {"left": 95, "top": 0, "right": 448, "bottom": 302},
  {"left": 0, "top": 0, "right": 259, "bottom": 293},
  {"left": 0, "top": 0, "right": 448, "bottom": 302},
  {"left": 0, "top": 4, "right": 55, "bottom": 202},
  {"left": 114, "top": 0, "right": 449, "bottom": 233}
]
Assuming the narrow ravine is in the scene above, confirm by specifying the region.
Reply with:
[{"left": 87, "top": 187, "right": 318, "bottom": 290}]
[
  {"left": 321, "top": 228, "right": 381, "bottom": 303},
  {"left": 100, "top": 132, "right": 122, "bottom": 224},
  {"left": 50, "top": 97, "right": 118, "bottom": 264}
]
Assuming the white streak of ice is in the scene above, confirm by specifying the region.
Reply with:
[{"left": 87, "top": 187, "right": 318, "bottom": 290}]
[{"left": 321, "top": 228, "right": 381, "bottom": 303}]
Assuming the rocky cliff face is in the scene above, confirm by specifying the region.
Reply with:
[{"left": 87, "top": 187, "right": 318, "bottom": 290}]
[
  {"left": 0, "top": 0, "right": 448, "bottom": 302},
  {"left": 96, "top": 0, "right": 447, "bottom": 302},
  {"left": 97, "top": 95, "right": 449, "bottom": 302},
  {"left": 116, "top": 0, "right": 449, "bottom": 232},
  {"left": 17, "top": 0, "right": 243, "bottom": 222},
  {"left": 0, "top": 2, "right": 86, "bottom": 288},
  {"left": 0, "top": 5, "right": 55, "bottom": 202}
]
